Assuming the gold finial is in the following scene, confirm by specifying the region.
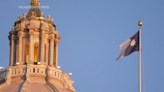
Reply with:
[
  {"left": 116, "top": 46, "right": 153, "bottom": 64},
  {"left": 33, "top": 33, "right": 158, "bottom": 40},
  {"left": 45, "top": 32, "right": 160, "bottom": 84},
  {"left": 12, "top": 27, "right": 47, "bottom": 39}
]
[
  {"left": 16, "top": 15, "right": 20, "bottom": 21},
  {"left": 138, "top": 21, "right": 143, "bottom": 26},
  {"left": 23, "top": 13, "right": 26, "bottom": 18},
  {"left": 18, "top": 15, "right": 20, "bottom": 19},
  {"left": 40, "top": 12, "right": 43, "bottom": 17},
  {"left": 47, "top": 15, "right": 50, "bottom": 20},
  {"left": 30, "top": 0, "right": 40, "bottom": 6},
  {"left": 51, "top": 19, "right": 54, "bottom": 22},
  {"left": 31, "top": 11, "right": 35, "bottom": 17}
]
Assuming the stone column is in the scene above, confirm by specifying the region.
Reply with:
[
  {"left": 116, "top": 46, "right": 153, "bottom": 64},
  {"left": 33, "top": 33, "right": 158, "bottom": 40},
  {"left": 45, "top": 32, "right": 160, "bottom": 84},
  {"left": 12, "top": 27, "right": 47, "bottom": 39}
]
[
  {"left": 54, "top": 40, "right": 59, "bottom": 68},
  {"left": 49, "top": 35, "right": 54, "bottom": 67},
  {"left": 40, "top": 32, "right": 45, "bottom": 64},
  {"left": 16, "top": 42, "right": 18, "bottom": 64},
  {"left": 17, "top": 31, "right": 23, "bottom": 65},
  {"left": 9, "top": 41, "right": 11, "bottom": 66},
  {"left": 28, "top": 29, "right": 34, "bottom": 64},
  {"left": 10, "top": 34, "right": 15, "bottom": 66},
  {"left": 46, "top": 39, "right": 49, "bottom": 65},
  {"left": 22, "top": 37, "right": 25, "bottom": 64},
  {"left": 54, "top": 35, "right": 60, "bottom": 68}
]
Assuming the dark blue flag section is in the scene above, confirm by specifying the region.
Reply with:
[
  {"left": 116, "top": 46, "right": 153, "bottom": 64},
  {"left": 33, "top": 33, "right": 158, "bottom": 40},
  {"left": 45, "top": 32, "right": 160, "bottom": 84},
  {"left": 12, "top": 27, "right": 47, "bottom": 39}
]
[{"left": 116, "top": 31, "right": 139, "bottom": 60}]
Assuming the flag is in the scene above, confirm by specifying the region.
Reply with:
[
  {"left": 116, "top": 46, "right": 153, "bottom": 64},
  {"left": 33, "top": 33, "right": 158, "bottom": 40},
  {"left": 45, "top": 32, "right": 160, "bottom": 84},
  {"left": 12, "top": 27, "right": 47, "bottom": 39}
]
[{"left": 116, "top": 31, "right": 139, "bottom": 60}]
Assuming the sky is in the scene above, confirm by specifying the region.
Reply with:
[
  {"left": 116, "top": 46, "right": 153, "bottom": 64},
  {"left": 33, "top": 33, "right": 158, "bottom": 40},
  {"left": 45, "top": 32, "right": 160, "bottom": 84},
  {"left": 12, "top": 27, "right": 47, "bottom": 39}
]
[{"left": 0, "top": 0, "right": 164, "bottom": 92}]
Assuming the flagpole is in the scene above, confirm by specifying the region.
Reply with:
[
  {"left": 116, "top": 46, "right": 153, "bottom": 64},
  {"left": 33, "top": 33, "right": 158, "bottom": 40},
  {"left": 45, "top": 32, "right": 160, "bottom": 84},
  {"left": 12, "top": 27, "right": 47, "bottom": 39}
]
[{"left": 138, "top": 21, "right": 142, "bottom": 92}]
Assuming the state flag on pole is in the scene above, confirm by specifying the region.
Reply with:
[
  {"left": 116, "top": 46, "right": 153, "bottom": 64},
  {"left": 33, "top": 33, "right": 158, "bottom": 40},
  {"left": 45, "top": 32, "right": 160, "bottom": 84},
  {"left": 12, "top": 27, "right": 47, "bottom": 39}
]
[{"left": 116, "top": 31, "right": 139, "bottom": 60}]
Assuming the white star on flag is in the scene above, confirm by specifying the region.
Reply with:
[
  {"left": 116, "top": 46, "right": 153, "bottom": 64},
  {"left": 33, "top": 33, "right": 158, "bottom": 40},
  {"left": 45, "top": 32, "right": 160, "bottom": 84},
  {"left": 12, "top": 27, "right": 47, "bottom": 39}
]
[{"left": 130, "top": 39, "right": 136, "bottom": 47}]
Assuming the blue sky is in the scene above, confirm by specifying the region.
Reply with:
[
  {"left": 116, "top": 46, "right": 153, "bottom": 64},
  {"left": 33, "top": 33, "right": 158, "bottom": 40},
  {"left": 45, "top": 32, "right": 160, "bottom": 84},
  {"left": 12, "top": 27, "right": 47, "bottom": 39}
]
[{"left": 0, "top": 0, "right": 164, "bottom": 92}]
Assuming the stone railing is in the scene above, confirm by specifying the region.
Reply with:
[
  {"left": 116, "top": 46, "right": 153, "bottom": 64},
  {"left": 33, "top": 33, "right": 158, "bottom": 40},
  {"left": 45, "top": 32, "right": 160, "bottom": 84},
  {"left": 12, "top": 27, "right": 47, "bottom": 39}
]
[
  {"left": 10, "top": 65, "right": 26, "bottom": 78},
  {"left": 0, "top": 65, "right": 75, "bottom": 91},
  {"left": 26, "top": 65, "right": 47, "bottom": 84},
  {"left": 47, "top": 67, "right": 63, "bottom": 82},
  {"left": 0, "top": 69, "right": 8, "bottom": 81},
  {"left": 28, "top": 65, "right": 46, "bottom": 77},
  {"left": 63, "top": 74, "right": 76, "bottom": 92},
  {"left": 47, "top": 67, "right": 75, "bottom": 92}
]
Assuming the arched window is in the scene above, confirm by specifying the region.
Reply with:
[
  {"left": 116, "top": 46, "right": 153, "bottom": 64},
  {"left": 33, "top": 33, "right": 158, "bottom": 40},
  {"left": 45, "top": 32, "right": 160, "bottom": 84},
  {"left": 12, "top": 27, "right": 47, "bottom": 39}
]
[
  {"left": 34, "top": 42, "right": 38, "bottom": 64},
  {"left": 25, "top": 42, "right": 29, "bottom": 63}
]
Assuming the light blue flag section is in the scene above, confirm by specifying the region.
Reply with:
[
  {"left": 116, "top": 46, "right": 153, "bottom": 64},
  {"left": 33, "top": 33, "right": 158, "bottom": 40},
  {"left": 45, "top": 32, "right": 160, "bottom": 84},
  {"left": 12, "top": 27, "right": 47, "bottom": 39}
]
[{"left": 116, "top": 39, "right": 131, "bottom": 60}]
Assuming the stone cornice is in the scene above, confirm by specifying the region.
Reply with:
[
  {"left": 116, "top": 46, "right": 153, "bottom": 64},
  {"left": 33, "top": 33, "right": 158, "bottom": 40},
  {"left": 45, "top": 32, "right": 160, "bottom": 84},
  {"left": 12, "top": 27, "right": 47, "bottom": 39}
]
[
  {"left": 40, "top": 34, "right": 46, "bottom": 38},
  {"left": 27, "top": 25, "right": 35, "bottom": 30},
  {"left": 29, "top": 29, "right": 34, "bottom": 35},
  {"left": 8, "top": 32, "right": 18, "bottom": 40},
  {"left": 41, "top": 25, "right": 49, "bottom": 31},
  {"left": 17, "top": 31, "right": 24, "bottom": 37},
  {"left": 15, "top": 17, "right": 56, "bottom": 34},
  {"left": 19, "top": 17, "right": 54, "bottom": 25},
  {"left": 9, "top": 31, "right": 15, "bottom": 35},
  {"left": 56, "top": 34, "right": 61, "bottom": 39},
  {"left": 15, "top": 26, "right": 24, "bottom": 31},
  {"left": 55, "top": 39, "right": 60, "bottom": 45},
  {"left": 54, "top": 30, "right": 59, "bottom": 35},
  {"left": 49, "top": 34, "right": 55, "bottom": 39},
  {"left": 33, "top": 34, "right": 40, "bottom": 37},
  {"left": 11, "top": 34, "right": 15, "bottom": 40}
]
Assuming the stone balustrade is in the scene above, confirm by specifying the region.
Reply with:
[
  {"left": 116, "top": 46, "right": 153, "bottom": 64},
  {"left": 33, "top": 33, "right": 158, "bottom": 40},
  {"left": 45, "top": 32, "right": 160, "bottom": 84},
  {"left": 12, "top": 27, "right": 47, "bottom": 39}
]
[
  {"left": 47, "top": 67, "right": 75, "bottom": 91},
  {"left": 25, "top": 65, "right": 47, "bottom": 84},
  {"left": 0, "top": 65, "right": 75, "bottom": 91},
  {"left": 28, "top": 65, "right": 46, "bottom": 77},
  {"left": 0, "top": 69, "right": 8, "bottom": 82},
  {"left": 10, "top": 65, "right": 26, "bottom": 78},
  {"left": 49, "top": 67, "right": 62, "bottom": 79},
  {"left": 63, "top": 73, "right": 75, "bottom": 91}
]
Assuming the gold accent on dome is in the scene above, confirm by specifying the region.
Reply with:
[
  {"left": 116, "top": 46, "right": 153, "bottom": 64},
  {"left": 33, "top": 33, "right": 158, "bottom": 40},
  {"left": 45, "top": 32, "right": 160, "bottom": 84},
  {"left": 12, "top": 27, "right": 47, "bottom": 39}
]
[
  {"left": 39, "top": 17, "right": 46, "bottom": 19},
  {"left": 30, "top": 0, "right": 40, "bottom": 6},
  {"left": 26, "top": 0, "right": 43, "bottom": 18}
]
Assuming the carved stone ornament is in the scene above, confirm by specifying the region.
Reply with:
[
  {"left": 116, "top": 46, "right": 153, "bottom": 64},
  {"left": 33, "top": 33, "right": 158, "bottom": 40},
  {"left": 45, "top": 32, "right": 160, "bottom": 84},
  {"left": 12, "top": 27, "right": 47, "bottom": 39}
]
[
  {"left": 30, "top": 20, "right": 34, "bottom": 26},
  {"left": 41, "top": 23, "right": 45, "bottom": 27},
  {"left": 11, "top": 27, "right": 15, "bottom": 31},
  {"left": 31, "top": 11, "right": 35, "bottom": 17},
  {"left": 47, "top": 15, "right": 50, "bottom": 20},
  {"left": 23, "top": 13, "right": 26, "bottom": 18},
  {"left": 55, "top": 39, "right": 59, "bottom": 45},
  {"left": 29, "top": 30, "right": 34, "bottom": 35},
  {"left": 40, "top": 12, "right": 43, "bottom": 17}
]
